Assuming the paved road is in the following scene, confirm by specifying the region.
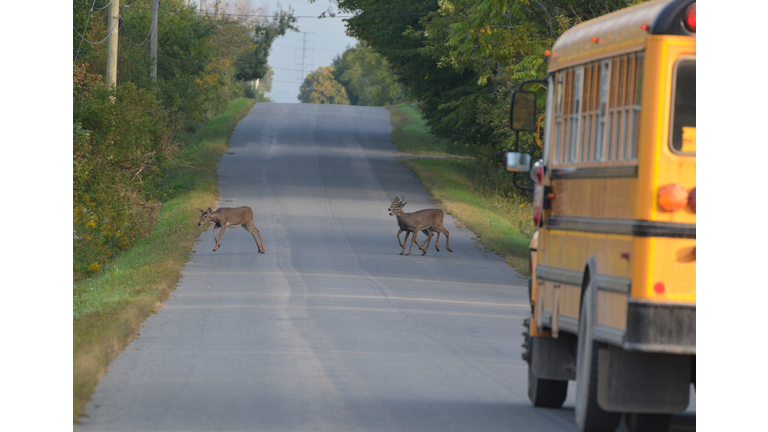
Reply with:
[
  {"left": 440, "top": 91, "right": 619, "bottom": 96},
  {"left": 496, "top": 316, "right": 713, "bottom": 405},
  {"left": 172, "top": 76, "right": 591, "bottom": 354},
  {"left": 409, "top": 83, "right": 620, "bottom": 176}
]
[{"left": 76, "top": 103, "right": 695, "bottom": 432}]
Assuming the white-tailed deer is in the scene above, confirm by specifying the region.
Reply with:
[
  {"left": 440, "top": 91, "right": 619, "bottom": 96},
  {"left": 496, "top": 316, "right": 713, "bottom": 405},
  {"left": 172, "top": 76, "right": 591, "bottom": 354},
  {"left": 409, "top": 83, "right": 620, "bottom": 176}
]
[
  {"left": 198, "top": 207, "right": 265, "bottom": 254},
  {"left": 389, "top": 201, "right": 452, "bottom": 256},
  {"left": 388, "top": 196, "right": 432, "bottom": 251}
]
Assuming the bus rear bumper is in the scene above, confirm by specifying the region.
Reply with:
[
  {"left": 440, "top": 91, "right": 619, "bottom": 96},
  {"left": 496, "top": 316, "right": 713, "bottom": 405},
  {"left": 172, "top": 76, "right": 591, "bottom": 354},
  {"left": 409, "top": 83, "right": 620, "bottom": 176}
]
[{"left": 624, "top": 300, "right": 696, "bottom": 355}]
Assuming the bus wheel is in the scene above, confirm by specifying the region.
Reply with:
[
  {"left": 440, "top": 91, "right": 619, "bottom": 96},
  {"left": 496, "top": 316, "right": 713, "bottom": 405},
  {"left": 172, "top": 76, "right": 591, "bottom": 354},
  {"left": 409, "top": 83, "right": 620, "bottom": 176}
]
[
  {"left": 625, "top": 413, "right": 672, "bottom": 432},
  {"left": 528, "top": 365, "right": 568, "bottom": 408},
  {"left": 575, "top": 281, "right": 621, "bottom": 432}
]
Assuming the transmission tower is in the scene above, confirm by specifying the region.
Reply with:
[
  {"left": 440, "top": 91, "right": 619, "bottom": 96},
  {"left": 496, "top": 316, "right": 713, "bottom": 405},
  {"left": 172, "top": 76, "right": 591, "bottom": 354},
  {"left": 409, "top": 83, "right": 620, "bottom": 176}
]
[{"left": 295, "top": 32, "right": 315, "bottom": 82}]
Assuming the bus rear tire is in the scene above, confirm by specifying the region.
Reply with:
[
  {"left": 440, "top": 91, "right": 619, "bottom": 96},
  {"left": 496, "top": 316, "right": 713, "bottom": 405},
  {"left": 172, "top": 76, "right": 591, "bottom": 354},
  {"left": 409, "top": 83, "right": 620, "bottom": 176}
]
[
  {"left": 625, "top": 413, "right": 672, "bottom": 432},
  {"left": 528, "top": 364, "right": 568, "bottom": 408},
  {"left": 575, "top": 281, "right": 621, "bottom": 432}
]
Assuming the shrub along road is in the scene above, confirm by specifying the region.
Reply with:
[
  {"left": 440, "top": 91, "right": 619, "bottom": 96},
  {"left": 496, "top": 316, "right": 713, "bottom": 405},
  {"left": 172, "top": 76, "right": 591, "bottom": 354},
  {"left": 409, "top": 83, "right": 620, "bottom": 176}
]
[{"left": 75, "top": 103, "right": 694, "bottom": 432}]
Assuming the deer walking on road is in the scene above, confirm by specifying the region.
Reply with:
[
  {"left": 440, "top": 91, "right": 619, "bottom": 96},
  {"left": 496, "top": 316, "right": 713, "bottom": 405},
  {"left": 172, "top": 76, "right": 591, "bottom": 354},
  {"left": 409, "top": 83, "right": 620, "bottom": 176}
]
[
  {"left": 388, "top": 196, "right": 432, "bottom": 252},
  {"left": 198, "top": 206, "right": 265, "bottom": 254},
  {"left": 388, "top": 198, "right": 451, "bottom": 256}
]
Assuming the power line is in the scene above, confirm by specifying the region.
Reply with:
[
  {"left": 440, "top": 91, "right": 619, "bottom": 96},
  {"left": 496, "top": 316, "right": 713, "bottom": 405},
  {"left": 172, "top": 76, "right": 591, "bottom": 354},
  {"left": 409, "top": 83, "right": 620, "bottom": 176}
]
[
  {"left": 110, "top": 5, "right": 427, "bottom": 19},
  {"left": 72, "top": 16, "right": 120, "bottom": 46},
  {"left": 93, "top": 0, "right": 114, "bottom": 11},
  {"left": 159, "top": 0, "right": 184, "bottom": 15},
  {"left": 74, "top": 0, "right": 100, "bottom": 65},
  {"left": 121, "top": 13, "right": 157, "bottom": 47},
  {"left": 271, "top": 66, "right": 304, "bottom": 72}
]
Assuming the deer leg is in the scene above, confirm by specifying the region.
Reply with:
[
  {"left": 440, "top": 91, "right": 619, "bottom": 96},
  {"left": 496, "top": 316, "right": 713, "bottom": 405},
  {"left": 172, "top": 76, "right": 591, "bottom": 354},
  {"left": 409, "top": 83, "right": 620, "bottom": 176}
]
[
  {"left": 396, "top": 228, "right": 405, "bottom": 248},
  {"left": 418, "top": 230, "right": 433, "bottom": 255},
  {"left": 411, "top": 229, "right": 429, "bottom": 255},
  {"left": 442, "top": 228, "right": 452, "bottom": 253},
  {"left": 406, "top": 230, "right": 417, "bottom": 256},
  {"left": 213, "top": 225, "right": 227, "bottom": 251},
  {"left": 244, "top": 224, "right": 265, "bottom": 254},
  {"left": 400, "top": 230, "right": 412, "bottom": 255},
  {"left": 420, "top": 234, "right": 431, "bottom": 256},
  {"left": 423, "top": 229, "right": 440, "bottom": 252}
]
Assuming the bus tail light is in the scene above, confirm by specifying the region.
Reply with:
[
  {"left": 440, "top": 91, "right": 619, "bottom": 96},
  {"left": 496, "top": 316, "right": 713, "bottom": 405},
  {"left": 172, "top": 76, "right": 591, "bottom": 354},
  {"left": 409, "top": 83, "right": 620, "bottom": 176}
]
[
  {"left": 684, "top": 4, "right": 696, "bottom": 33},
  {"left": 654, "top": 282, "right": 665, "bottom": 294},
  {"left": 658, "top": 184, "right": 688, "bottom": 211},
  {"left": 688, "top": 187, "right": 696, "bottom": 212}
]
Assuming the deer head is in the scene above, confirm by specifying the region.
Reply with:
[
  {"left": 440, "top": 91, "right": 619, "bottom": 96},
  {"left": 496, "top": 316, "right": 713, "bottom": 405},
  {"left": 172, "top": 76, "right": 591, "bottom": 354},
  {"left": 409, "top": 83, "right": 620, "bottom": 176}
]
[{"left": 198, "top": 207, "right": 213, "bottom": 226}]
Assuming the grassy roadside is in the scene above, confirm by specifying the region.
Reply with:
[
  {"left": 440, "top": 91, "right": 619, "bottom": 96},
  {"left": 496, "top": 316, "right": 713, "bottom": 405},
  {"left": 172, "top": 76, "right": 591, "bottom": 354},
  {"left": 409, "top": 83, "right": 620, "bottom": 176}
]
[
  {"left": 385, "top": 103, "right": 535, "bottom": 274},
  {"left": 73, "top": 98, "right": 256, "bottom": 422}
]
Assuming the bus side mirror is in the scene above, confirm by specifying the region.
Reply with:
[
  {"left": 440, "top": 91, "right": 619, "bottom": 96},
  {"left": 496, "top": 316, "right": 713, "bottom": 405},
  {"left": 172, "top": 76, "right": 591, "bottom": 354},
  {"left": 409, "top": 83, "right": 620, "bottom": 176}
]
[
  {"left": 505, "top": 151, "right": 531, "bottom": 173},
  {"left": 510, "top": 91, "right": 537, "bottom": 132}
]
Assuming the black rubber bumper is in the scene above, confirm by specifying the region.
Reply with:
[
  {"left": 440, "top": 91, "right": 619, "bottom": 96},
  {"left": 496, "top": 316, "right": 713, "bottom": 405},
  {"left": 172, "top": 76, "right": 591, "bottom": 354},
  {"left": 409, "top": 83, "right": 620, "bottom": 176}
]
[{"left": 625, "top": 301, "right": 696, "bottom": 354}]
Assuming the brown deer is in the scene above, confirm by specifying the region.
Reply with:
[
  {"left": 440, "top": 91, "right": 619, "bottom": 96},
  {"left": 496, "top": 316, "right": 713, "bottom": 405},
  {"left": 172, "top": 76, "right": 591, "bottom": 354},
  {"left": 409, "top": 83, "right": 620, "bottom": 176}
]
[
  {"left": 388, "top": 196, "right": 432, "bottom": 251},
  {"left": 389, "top": 201, "right": 452, "bottom": 256},
  {"left": 198, "top": 207, "right": 265, "bottom": 254}
]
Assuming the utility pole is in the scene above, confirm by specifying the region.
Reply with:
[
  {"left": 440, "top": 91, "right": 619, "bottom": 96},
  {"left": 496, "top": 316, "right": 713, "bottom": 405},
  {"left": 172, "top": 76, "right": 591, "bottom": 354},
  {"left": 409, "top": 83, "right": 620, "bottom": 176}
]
[
  {"left": 150, "top": 0, "right": 159, "bottom": 81},
  {"left": 106, "top": 0, "right": 120, "bottom": 89}
]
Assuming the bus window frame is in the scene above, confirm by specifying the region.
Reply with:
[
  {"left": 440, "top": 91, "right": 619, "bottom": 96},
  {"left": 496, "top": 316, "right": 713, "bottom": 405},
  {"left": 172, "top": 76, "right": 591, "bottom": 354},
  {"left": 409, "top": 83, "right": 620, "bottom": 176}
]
[{"left": 668, "top": 55, "right": 696, "bottom": 156}]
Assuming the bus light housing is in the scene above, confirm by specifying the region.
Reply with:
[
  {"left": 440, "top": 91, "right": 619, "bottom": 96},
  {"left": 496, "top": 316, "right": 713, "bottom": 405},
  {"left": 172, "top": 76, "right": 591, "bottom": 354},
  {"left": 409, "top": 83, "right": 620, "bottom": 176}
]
[
  {"left": 658, "top": 183, "right": 688, "bottom": 211},
  {"left": 688, "top": 187, "right": 696, "bottom": 212},
  {"left": 683, "top": 4, "right": 696, "bottom": 33}
]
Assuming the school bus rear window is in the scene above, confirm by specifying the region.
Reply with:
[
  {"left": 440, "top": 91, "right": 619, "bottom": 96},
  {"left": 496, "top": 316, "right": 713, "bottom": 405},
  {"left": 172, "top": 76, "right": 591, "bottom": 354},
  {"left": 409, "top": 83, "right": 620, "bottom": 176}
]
[{"left": 670, "top": 59, "right": 696, "bottom": 154}]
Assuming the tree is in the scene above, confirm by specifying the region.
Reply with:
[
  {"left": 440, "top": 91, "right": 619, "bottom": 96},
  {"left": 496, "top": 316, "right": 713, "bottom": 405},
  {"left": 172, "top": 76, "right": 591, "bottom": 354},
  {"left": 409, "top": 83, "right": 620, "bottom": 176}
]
[
  {"left": 331, "top": 43, "right": 407, "bottom": 106},
  {"left": 297, "top": 66, "right": 350, "bottom": 105},
  {"left": 312, "top": 0, "right": 494, "bottom": 148},
  {"left": 234, "top": 8, "right": 298, "bottom": 82},
  {"left": 313, "top": 0, "right": 645, "bottom": 161}
]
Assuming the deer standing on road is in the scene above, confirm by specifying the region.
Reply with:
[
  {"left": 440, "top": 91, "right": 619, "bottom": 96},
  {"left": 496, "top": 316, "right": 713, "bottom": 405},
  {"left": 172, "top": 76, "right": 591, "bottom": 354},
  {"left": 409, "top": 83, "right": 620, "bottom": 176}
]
[
  {"left": 389, "top": 200, "right": 452, "bottom": 256},
  {"left": 388, "top": 196, "right": 433, "bottom": 252},
  {"left": 198, "top": 206, "right": 265, "bottom": 254}
]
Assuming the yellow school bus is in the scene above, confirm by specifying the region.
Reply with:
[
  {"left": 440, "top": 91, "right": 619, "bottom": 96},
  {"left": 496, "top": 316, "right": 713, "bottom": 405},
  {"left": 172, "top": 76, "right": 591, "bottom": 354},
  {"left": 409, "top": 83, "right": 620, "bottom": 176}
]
[{"left": 505, "top": 1, "right": 695, "bottom": 431}]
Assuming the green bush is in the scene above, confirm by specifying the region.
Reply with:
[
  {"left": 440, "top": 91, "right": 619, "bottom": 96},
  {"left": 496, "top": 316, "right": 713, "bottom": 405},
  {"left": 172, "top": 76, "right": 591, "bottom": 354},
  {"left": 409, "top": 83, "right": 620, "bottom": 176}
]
[{"left": 73, "top": 64, "right": 178, "bottom": 281}]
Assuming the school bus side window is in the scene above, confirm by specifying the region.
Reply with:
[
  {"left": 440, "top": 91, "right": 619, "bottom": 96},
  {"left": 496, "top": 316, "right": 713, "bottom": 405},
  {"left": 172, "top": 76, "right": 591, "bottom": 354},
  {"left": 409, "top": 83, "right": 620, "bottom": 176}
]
[
  {"left": 670, "top": 59, "right": 696, "bottom": 153},
  {"left": 594, "top": 60, "right": 611, "bottom": 162},
  {"left": 568, "top": 66, "right": 584, "bottom": 164},
  {"left": 552, "top": 72, "right": 565, "bottom": 165}
]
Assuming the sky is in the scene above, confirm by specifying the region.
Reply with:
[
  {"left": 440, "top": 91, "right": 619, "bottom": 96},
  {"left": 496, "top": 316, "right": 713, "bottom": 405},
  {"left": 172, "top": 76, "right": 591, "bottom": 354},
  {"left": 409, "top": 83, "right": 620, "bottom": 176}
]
[
  {"left": 262, "top": 1, "right": 358, "bottom": 103},
  {"left": 203, "top": 0, "right": 359, "bottom": 103}
]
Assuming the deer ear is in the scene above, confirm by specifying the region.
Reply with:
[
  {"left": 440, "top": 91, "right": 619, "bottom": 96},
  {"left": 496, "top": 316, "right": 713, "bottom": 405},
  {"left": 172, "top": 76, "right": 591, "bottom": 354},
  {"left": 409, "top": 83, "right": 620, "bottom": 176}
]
[
  {"left": 207, "top": 207, "right": 212, "bottom": 213},
  {"left": 198, "top": 208, "right": 204, "bottom": 213},
  {"left": 403, "top": 202, "right": 407, "bottom": 206}
]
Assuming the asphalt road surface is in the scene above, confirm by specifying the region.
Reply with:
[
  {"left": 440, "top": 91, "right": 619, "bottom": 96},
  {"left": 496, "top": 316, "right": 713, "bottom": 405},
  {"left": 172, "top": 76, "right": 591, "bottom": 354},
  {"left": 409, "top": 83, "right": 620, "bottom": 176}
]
[{"left": 76, "top": 103, "right": 695, "bottom": 432}]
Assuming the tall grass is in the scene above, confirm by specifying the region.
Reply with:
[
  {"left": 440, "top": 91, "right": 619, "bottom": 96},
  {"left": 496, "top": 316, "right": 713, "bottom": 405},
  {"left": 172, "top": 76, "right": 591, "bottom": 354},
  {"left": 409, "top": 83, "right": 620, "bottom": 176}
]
[
  {"left": 389, "top": 103, "right": 473, "bottom": 156},
  {"left": 73, "top": 98, "right": 256, "bottom": 422}
]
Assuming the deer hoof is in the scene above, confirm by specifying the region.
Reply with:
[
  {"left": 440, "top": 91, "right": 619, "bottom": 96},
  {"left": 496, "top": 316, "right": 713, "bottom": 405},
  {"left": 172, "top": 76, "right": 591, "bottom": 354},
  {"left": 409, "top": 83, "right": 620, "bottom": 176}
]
[{"left": 447, "top": 248, "right": 453, "bottom": 253}]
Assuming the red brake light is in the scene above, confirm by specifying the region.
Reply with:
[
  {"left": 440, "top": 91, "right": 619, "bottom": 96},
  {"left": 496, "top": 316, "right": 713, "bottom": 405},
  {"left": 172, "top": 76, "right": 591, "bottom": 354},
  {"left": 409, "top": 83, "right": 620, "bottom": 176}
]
[
  {"left": 684, "top": 4, "right": 696, "bottom": 33},
  {"left": 688, "top": 187, "right": 696, "bottom": 212},
  {"left": 654, "top": 282, "right": 666, "bottom": 294},
  {"left": 536, "top": 165, "right": 544, "bottom": 183},
  {"left": 658, "top": 184, "right": 688, "bottom": 212}
]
